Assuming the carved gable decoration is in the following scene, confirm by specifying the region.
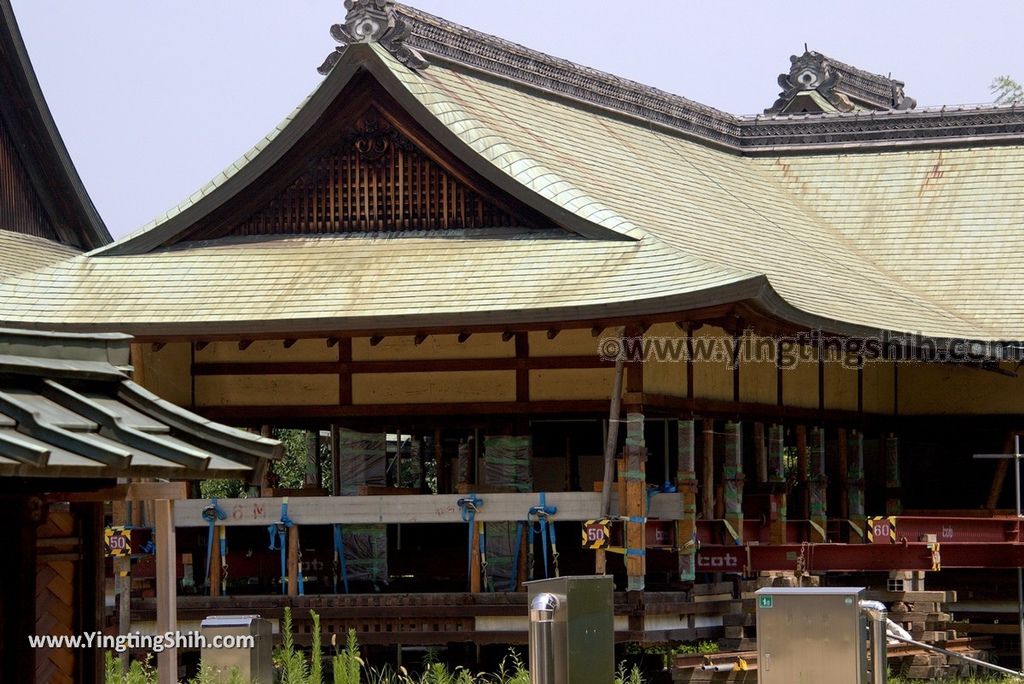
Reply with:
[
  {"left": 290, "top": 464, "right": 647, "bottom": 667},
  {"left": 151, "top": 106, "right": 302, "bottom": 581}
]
[
  {"left": 0, "top": 115, "right": 57, "bottom": 241},
  {"left": 234, "top": 108, "right": 532, "bottom": 236}
]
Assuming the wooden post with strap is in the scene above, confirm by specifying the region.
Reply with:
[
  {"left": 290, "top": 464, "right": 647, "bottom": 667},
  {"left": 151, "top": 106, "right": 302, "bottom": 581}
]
[{"left": 624, "top": 412, "right": 647, "bottom": 592}]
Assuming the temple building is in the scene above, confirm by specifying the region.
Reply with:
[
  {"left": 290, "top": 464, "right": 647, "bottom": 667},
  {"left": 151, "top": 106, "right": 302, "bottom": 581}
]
[{"left": 2, "top": 0, "right": 1024, "bottom": 677}]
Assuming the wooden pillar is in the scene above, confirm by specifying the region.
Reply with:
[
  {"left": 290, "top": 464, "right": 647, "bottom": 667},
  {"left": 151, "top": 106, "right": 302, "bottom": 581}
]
[
  {"left": 624, "top": 412, "right": 647, "bottom": 592},
  {"left": 287, "top": 524, "right": 299, "bottom": 597},
  {"left": 676, "top": 419, "right": 697, "bottom": 582},
  {"left": 885, "top": 433, "right": 902, "bottom": 515},
  {"left": 837, "top": 428, "right": 849, "bottom": 520},
  {"left": 155, "top": 499, "right": 178, "bottom": 684},
  {"left": 723, "top": 421, "right": 744, "bottom": 545},
  {"left": 702, "top": 420, "right": 715, "bottom": 521},
  {"left": 112, "top": 501, "right": 131, "bottom": 667},
  {"left": 209, "top": 526, "right": 222, "bottom": 597},
  {"left": 470, "top": 522, "right": 482, "bottom": 593},
  {"left": 768, "top": 424, "right": 787, "bottom": 545},
  {"left": 808, "top": 427, "right": 827, "bottom": 542},
  {"left": 847, "top": 429, "right": 866, "bottom": 541}
]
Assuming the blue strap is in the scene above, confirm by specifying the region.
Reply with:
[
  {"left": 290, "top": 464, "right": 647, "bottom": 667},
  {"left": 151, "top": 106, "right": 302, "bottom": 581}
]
[
  {"left": 201, "top": 499, "right": 226, "bottom": 588},
  {"left": 527, "top": 518, "right": 536, "bottom": 581},
  {"left": 268, "top": 500, "right": 293, "bottom": 594},
  {"left": 529, "top": 493, "right": 558, "bottom": 579},
  {"left": 548, "top": 514, "right": 559, "bottom": 578}
]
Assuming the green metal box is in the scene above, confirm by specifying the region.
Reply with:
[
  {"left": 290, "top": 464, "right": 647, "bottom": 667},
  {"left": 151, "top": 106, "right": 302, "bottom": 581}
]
[{"left": 527, "top": 575, "right": 614, "bottom": 684}]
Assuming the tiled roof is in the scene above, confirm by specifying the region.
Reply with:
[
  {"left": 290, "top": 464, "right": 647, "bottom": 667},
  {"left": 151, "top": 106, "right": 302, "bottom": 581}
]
[
  {"left": 0, "top": 229, "right": 80, "bottom": 281},
  {"left": 0, "top": 327, "right": 281, "bottom": 479}
]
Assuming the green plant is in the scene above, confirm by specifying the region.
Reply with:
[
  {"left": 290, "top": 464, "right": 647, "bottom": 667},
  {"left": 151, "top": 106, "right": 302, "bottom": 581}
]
[
  {"left": 614, "top": 662, "right": 644, "bottom": 684},
  {"left": 992, "top": 75, "right": 1024, "bottom": 105},
  {"left": 332, "top": 628, "right": 363, "bottom": 684},
  {"left": 490, "top": 649, "right": 529, "bottom": 684},
  {"left": 276, "top": 606, "right": 309, "bottom": 683}
]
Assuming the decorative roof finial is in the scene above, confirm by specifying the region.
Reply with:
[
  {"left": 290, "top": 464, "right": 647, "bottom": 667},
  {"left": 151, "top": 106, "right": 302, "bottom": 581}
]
[{"left": 318, "top": 0, "right": 428, "bottom": 75}]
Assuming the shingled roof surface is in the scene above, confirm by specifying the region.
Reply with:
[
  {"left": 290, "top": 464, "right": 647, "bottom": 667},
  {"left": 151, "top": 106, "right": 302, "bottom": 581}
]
[
  {"left": 0, "top": 328, "right": 280, "bottom": 479},
  {"left": 0, "top": 3, "right": 1020, "bottom": 343}
]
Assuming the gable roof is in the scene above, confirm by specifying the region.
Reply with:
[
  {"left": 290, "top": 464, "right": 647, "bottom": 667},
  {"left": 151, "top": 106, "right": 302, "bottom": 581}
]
[
  {"left": 0, "top": 0, "right": 109, "bottom": 250},
  {"left": 0, "top": 327, "right": 280, "bottom": 480},
  {"left": 0, "top": 2, "right": 1020, "bottom": 347}
]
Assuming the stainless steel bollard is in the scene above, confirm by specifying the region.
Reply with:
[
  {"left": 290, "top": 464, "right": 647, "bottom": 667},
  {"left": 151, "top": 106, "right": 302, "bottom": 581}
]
[
  {"left": 863, "top": 605, "right": 888, "bottom": 684},
  {"left": 529, "top": 592, "right": 561, "bottom": 684}
]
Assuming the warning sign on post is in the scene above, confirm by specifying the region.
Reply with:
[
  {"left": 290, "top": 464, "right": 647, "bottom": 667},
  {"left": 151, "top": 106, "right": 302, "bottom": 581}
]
[
  {"left": 104, "top": 526, "right": 131, "bottom": 557},
  {"left": 867, "top": 516, "right": 897, "bottom": 544},
  {"left": 582, "top": 519, "right": 610, "bottom": 550}
]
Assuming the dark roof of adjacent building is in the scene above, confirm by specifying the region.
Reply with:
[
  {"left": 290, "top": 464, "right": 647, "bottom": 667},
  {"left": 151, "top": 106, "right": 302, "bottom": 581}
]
[
  {"left": 0, "top": 327, "right": 281, "bottom": 480},
  {"left": 0, "top": 0, "right": 109, "bottom": 250}
]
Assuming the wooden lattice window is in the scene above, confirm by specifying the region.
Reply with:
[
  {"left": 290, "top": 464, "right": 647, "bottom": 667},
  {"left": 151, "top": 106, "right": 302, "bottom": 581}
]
[{"left": 235, "top": 108, "right": 527, "bottom": 235}]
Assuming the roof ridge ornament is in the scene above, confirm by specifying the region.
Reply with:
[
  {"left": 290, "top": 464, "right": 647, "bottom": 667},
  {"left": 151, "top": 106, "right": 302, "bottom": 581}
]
[{"left": 318, "top": 0, "right": 428, "bottom": 75}]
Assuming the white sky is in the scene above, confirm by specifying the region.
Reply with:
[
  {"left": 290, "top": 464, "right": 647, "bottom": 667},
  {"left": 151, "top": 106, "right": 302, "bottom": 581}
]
[{"left": 10, "top": 0, "right": 1024, "bottom": 238}]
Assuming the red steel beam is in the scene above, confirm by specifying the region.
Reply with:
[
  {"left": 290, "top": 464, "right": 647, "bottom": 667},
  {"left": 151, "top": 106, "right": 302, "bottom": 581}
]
[{"left": 696, "top": 542, "right": 1024, "bottom": 574}]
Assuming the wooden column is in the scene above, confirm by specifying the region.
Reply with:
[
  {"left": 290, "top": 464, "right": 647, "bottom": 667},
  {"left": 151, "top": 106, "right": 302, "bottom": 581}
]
[
  {"left": 837, "top": 428, "right": 849, "bottom": 520},
  {"left": 885, "top": 433, "right": 902, "bottom": 515},
  {"left": 676, "top": 419, "right": 697, "bottom": 582},
  {"left": 767, "top": 424, "right": 787, "bottom": 545},
  {"left": 112, "top": 501, "right": 131, "bottom": 667},
  {"left": 624, "top": 412, "right": 647, "bottom": 592},
  {"left": 287, "top": 525, "right": 299, "bottom": 597},
  {"left": 847, "top": 429, "right": 866, "bottom": 541},
  {"left": 470, "top": 522, "right": 482, "bottom": 593},
  {"left": 702, "top": 420, "right": 715, "bottom": 521},
  {"left": 209, "top": 526, "right": 222, "bottom": 597},
  {"left": 155, "top": 499, "right": 178, "bottom": 684},
  {"left": 723, "top": 421, "right": 744, "bottom": 545},
  {"left": 808, "top": 427, "right": 827, "bottom": 542}
]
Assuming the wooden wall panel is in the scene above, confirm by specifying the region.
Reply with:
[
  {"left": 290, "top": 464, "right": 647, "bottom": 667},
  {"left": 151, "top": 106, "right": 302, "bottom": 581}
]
[
  {"left": 643, "top": 323, "right": 687, "bottom": 397},
  {"left": 196, "top": 339, "right": 336, "bottom": 363},
  {"left": 691, "top": 326, "right": 732, "bottom": 401},
  {"left": 529, "top": 368, "right": 616, "bottom": 401},
  {"left": 899, "top": 363, "right": 1024, "bottom": 414},
  {"left": 529, "top": 328, "right": 601, "bottom": 357},
  {"left": 352, "top": 333, "right": 514, "bottom": 361},
  {"left": 196, "top": 374, "right": 338, "bottom": 406},
  {"left": 352, "top": 370, "right": 515, "bottom": 404},
  {"left": 824, "top": 361, "right": 859, "bottom": 411},
  {"left": 136, "top": 343, "right": 192, "bottom": 407},
  {"left": 781, "top": 345, "right": 818, "bottom": 409},
  {"left": 862, "top": 361, "right": 895, "bottom": 415},
  {"left": 740, "top": 355, "right": 777, "bottom": 405}
]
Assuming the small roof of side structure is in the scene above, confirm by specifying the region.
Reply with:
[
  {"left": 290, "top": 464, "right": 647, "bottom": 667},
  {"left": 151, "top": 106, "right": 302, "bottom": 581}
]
[
  {"left": 0, "top": 327, "right": 281, "bottom": 480},
  {"left": 0, "top": 1, "right": 1021, "bottom": 346},
  {"left": 0, "top": 0, "right": 110, "bottom": 251}
]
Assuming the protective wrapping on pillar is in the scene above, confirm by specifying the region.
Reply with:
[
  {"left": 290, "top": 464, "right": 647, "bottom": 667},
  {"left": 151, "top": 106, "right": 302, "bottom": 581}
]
[
  {"left": 886, "top": 434, "right": 902, "bottom": 515},
  {"left": 723, "top": 421, "right": 744, "bottom": 545},
  {"left": 768, "top": 424, "right": 787, "bottom": 545},
  {"left": 847, "top": 429, "right": 866, "bottom": 538},
  {"left": 337, "top": 429, "right": 386, "bottom": 495},
  {"left": 808, "top": 427, "right": 827, "bottom": 542},
  {"left": 483, "top": 435, "right": 532, "bottom": 491},
  {"left": 338, "top": 429, "right": 388, "bottom": 586},
  {"left": 484, "top": 521, "right": 517, "bottom": 589},
  {"left": 768, "top": 424, "right": 785, "bottom": 483},
  {"left": 676, "top": 419, "right": 697, "bottom": 582},
  {"left": 456, "top": 441, "right": 472, "bottom": 486}
]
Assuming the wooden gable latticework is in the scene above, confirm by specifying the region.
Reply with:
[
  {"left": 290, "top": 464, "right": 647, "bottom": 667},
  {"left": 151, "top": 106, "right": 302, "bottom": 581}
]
[
  {"left": 0, "top": 105, "right": 58, "bottom": 240},
  {"left": 237, "top": 107, "right": 526, "bottom": 235}
]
